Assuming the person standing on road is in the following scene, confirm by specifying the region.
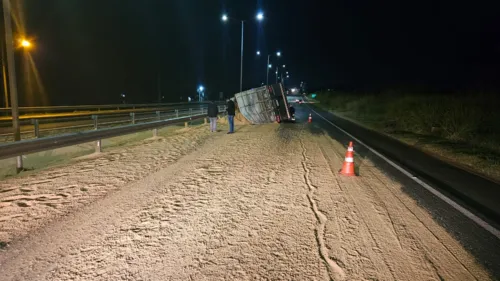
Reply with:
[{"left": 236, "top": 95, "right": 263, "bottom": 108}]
[
  {"left": 207, "top": 101, "right": 219, "bottom": 132},
  {"left": 289, "top": 104, "right": 296, "bottom": 120},
  {"left": 226, "top": 98, "right": 236, "bottom": 134}
]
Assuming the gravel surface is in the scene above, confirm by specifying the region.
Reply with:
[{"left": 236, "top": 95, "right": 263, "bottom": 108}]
[
  {"left": 0, "top": 125, "right": 214, "bottom": 243},
  {"left": 0, "top": 121, "right": 495, "bottom": 280}
]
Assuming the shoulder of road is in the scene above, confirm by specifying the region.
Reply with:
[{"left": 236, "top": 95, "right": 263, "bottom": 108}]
[{"left": 310, "top": 105, "right": 500, "bottom": 227}]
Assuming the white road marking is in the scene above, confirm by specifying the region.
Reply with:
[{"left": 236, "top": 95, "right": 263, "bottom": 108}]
[{"left": 310, "top": 108, "right": 500, "bottom": 240}]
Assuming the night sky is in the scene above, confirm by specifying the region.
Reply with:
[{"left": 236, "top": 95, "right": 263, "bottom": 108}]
[{"left": 2, "top": 0, "right": 499, "bottom": 106}]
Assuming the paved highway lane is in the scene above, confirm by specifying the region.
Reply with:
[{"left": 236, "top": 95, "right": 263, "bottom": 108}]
[
  {"left": 302, "top": 104, "right": 500, "bottom": 224},
  {"left": 293, "top": 103, "right": 500, "bottom": 277}
]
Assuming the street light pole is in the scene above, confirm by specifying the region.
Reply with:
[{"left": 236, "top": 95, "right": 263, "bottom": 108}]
[
  {"left": 222, "top": 12, "right": 263, "bottom": 93},
  {"left": 157, "top": 73, "right": 162, "bottom": 103},
  {"left": 240, "top": 20, "right": 244, "bottom": 93},
  {"left": 1, "top": 40, "right": 8, "bottom": 108},
  {"left": 2, "top": 0, "right": 22, "bottom": 172},
  {"left": 266, "top": 55, "right": 270, "bottom": 85}
]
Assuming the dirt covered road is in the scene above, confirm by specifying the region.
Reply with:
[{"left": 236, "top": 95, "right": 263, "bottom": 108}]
[{"left": 0, "top": 121, "right": 497, "bottom": 280}]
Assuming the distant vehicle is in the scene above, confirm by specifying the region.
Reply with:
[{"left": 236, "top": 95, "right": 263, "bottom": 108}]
[{"left": 295, "top": 99, "right": 303, "bottom": 104}]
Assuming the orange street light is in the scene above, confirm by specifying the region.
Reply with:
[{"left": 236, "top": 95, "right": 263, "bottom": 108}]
[{"left": 20, "top": 39, "right": 31, "bottom": 48}]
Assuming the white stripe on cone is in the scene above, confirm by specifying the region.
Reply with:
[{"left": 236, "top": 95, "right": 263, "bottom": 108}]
[
  {"left": 345, "top": 157, "right": 354, "bottom": 163},
  {"left": 348, "top": 147, "right": 354, "bottom": 152}
]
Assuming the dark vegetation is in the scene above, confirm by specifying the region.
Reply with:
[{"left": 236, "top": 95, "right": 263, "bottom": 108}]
[{"left": 313, "top": 91, "right": 500, "bottom": 182}]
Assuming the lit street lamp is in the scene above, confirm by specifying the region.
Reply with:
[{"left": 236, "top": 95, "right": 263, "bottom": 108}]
[
  {"left": 197, "top": 85, "right": 205, "bottom": 102},
  {"left": 265, "top": 50, "right": 281, "bottom": 85},
  {"left": 20, "top": 39, "right": 31, "bottom": 48},
  {"left": 221, "top": 11, "right": 264, "bottom": 93},
  {"left": 256, "top": 50, "right": 260, "bottom": 55}
]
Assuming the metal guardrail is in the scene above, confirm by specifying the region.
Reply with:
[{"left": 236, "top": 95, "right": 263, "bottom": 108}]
[
  {"left": 0, "top": 115, "right": 202, "bottom": 160},
  {"left": 0, "top": 101, "right": 226, "bottom": 114},
  {"left": 0, "top": 105, "right": 227, "bottom": 161},
  {"left": 0, "top": 107, "right": 206, "bottom": 139},
  {"left": 0, "top": 104, "right": 229, "bottom": 141}
]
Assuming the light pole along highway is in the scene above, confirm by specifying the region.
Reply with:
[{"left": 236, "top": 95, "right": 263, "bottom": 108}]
[
  {"left": 221, "top": 11, "right": 264, "bottom": 93},
  {"left": 2, "top": 0, "right": 32, "bottom": 172},
  {"left": 257, "top": 50, "right": 281, "bottom": 85}
]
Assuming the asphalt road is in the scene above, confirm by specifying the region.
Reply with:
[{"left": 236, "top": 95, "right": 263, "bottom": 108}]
[
  {"left": 304, "top": 104, "right": 500, "bottom": 223},
  {"left": 1, "top": 114, "right": 499, "bottom": 280},
  {"left": 289, "top": 103, "right": 500, "bottom": 277}
]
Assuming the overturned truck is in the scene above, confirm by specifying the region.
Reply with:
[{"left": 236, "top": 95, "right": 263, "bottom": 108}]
[{"left": 234, "top": 83, "right": 291, "bottom": 124}]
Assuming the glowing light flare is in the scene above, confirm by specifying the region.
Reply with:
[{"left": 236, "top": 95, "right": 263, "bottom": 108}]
[
  {"left": 19, "top": 39, "right": 32, "bottom": 49},
  {"left": 256, "top": 12, "right": 264, "bottom": 21}
]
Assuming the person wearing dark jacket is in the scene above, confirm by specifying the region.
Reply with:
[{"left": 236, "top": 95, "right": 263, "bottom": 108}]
[
  {"left": 226, "top": 98, "right": 236, "bottom": 134},
  {"left": 207, "top": 101, "right": 219, "bottom": 132},
  {"left": 289, "top": 104, "right": 296, "bottom": 120}
]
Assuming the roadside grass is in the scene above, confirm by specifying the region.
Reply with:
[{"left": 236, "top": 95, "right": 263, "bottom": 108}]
[
  {"left": 0, "top": 119, "right": 213, "bottom": 180},
  {"left": 312, "top": 91, "right": 500, "bottom": 183}
]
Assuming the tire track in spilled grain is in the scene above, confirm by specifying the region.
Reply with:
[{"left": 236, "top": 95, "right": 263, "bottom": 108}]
[{"left": 299, "top": 137, "right": 346, "bottom": 281}]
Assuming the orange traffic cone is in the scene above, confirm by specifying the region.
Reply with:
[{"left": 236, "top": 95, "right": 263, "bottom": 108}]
[
  {"left": 308, "top": 113, "right": 312, "bottom": 123},
  {"left": 340, "top": 142, "right": 356, "bottom": 176}
]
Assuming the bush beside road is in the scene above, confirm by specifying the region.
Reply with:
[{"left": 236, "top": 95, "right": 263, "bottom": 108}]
[{"left": 311, "top": 91, "right": 500, "bottom": 183}]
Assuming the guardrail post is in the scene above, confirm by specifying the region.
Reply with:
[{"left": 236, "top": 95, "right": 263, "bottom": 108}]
[
  {"left": 92, "top": 115, "right": 101, "bottom": 153},
  {"left": 175, "top": 109, "right": 179, "bottom": 118},
  {"left": 130, "top": 112, "right": 135, "bottom": 124},
  {"left": 204, "top": 118, "right": 207, "bottom": 124},
  {"left": 189, "top": 108, "right": 192, "bottom": 116},
  {"left": 31, "top": 119, "right": 40, "bottom": 138},
  {"left": 185, "top": 121, "right": 188, "bottom": 128},
  {"left": 95, "top": 139, "right": 102, "bottom": 153},
  {"left": 92, "top": 115, "right": 98, "bottom": 129},
  {"left": 92, "top": 115, "right": 98, "bottom": 130},
  {"left": 153, "top": 111, "right": 161, "bottom": 137}
]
